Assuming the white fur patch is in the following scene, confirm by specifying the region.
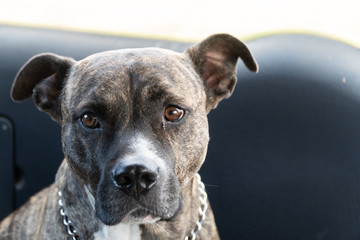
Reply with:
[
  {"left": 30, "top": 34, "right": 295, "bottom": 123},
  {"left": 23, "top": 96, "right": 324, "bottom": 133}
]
[
  {"left": 93, "top": 223, "right": 142, "bottom": 240},
  {"left": 84, "top": 185, "right": 95, "bottom": 209},
  {"left": 127, "top": 134, "right": 167, "bottom": 171}
]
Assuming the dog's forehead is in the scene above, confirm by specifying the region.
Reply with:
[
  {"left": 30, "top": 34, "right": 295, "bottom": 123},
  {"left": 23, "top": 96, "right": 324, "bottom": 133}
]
[
  {"left": 77, "top": 47, "right": 185, "bottom": 69},
  {"left": 64, "top": 47, "right": 205, "bottom": 111},
  {"left": 70, "top": 47, "right": 199, "bottom": 86}
]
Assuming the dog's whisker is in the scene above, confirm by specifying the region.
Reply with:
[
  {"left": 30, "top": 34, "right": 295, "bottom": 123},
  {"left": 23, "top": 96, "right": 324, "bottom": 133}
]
[{"left": 203, "top": 184, "right": 219, "bottom": 188}]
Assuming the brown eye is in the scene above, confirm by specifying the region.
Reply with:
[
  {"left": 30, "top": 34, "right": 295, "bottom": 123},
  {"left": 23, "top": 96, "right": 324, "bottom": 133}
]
[
  {"left": 164, "top": 106, "right": 185, "bottom": 122},
  {"left": 81, "top": 112, "right": 100, "bottom": 129}
]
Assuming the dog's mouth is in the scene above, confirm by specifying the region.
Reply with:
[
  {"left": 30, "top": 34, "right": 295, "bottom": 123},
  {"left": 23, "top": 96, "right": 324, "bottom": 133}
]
[
  {"left": 121, "top": 200, "right": 182, "bottom": 224},
  {"left": 94, "top": 175, "right": 182, "bottom": 226},
  {"left": 95, "top": 197, "right": 182, "bottom": 226},
  {"left": 121, "top": 207, "right": 161, "bottom": 224}
]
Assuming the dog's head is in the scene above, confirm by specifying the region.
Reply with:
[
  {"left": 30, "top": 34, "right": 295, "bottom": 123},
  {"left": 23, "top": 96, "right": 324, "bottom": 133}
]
[{"left": 11, "top": 34, "right": 257, "bottom": 225}]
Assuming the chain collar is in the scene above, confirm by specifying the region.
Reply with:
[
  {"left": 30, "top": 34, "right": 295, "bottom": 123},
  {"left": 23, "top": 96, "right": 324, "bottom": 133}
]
[
  {"left": 58, "top": 173, "right": 208, "bottom": 240},
  {"left": 58, "top": 191, "right": 79, "bottom": 240},
  {"left": 185, "top": 173, "right": 208, "bottom": 240}
]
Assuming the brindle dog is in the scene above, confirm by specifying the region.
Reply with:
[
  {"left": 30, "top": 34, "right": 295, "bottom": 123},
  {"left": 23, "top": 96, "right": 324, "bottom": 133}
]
[{"left": 0, "top": 34, "right": 257, "bottom": 240}]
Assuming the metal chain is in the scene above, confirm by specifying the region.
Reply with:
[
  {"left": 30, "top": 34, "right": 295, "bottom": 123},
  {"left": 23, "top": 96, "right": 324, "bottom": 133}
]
[
  {"left": 184, "top": 173, "right": 208, "bottom": 240},
  {"left": 58, "top": 191, "right": 79, "bottom": 240},
  {"left": 58, "top": 173, "right": 207, "bottom": 240}
]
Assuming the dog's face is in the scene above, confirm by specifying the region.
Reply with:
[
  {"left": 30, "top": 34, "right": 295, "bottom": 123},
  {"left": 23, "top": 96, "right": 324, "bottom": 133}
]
[
  {"left": 61, "top": 49, "right": 211, "bottom": 224},
  {"left": 11, "top": 34, "right": 257, "bottom": 226}
]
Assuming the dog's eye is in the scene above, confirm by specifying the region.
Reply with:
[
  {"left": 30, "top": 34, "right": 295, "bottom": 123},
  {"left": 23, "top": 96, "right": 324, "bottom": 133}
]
[
  {"left": 81, "top": 112, "right": 100, "bottom": 129},
  {"left": 164, "top": 106, "right": 185, "bottom": 122}
]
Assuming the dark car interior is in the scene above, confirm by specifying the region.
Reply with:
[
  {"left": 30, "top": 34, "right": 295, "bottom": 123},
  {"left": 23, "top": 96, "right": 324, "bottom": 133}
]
[{"left": 1, "top": 24, "right": 360, "bottom": 239}]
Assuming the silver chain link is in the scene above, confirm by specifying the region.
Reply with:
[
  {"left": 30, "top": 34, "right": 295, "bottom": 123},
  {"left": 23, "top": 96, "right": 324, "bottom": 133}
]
[
  {"left": 184, "top": 173, "right": 208, "bottom": 240},
  {"left": 58, "top": 173, "right": 207, "bottom": 240},
  {"left": 58, "top": 191, "right": 79, "bottom": 240}
]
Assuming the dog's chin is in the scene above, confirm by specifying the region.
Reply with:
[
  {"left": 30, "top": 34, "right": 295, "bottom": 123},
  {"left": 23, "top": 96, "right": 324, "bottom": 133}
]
[
  {"left": 121, "top": 208, "right": 161, "bottom": 224},
  {"left": 99, "top": 204, "right": 182, "bottom": 226}
]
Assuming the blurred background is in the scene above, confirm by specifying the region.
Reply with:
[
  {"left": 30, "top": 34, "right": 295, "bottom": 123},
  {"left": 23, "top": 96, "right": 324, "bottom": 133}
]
[{"left": 0, "top": 0, "right": 359, "bottom": 45}]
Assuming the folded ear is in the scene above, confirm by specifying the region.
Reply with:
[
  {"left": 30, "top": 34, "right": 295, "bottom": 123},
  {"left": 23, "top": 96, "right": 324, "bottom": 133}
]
[
  {"left": 186, "top": 33, "right": 258, "bottom": 111},
  {"left": 11, "top": 53, "right": 75, "bottom": 123}
]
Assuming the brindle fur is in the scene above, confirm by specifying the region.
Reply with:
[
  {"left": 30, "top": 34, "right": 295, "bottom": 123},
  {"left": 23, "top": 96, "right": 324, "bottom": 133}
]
[{"left": 0, "top": 34, "right": 257, "bottom": 240}]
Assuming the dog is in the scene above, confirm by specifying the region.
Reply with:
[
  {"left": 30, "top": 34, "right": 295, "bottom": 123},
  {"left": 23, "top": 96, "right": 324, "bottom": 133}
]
[{"left": 0, "top": 33, "right": 258, "bottom": 240}]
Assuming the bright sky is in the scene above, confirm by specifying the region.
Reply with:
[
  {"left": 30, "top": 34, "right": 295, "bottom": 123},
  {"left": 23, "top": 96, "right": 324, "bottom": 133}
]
[{"left": 0, "top": 0, "right": 359, "bottom": 46}]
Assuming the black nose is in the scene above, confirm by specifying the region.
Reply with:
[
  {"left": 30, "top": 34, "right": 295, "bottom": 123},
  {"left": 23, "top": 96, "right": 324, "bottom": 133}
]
[{"left": 112, "top": 162, "right": 159, "bottom": 198}]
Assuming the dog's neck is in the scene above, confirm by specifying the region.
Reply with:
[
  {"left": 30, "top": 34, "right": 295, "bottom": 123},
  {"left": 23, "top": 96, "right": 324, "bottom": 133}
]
[
  {"left": 55, "top": 160, "right": 207, "bottom": 240},
  {"left": 55, "top": 160, "right": 102, "bottom": 239}
]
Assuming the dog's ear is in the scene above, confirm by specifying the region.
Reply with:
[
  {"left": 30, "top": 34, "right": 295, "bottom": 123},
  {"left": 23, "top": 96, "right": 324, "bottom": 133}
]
[
  {"left": 11, "top": 53, "right": 75, "bottom": 123},
  {"left": 186, "top": 33, "right": 258, "bottom": 111}
]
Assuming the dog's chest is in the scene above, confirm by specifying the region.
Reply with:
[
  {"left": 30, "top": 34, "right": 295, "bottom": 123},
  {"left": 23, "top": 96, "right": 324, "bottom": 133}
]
[{"left": 93, "top": 223, "right": 142, "bottom": 240}]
